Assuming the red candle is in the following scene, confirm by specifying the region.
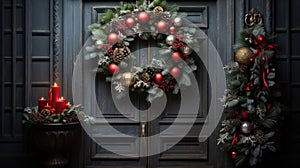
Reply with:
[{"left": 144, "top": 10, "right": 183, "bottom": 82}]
[
  {"left": 50, "top": 108, "right": 56, "bottom": 113},
  {"left": 55, "top": 98, "right": 65, "bottom": 114},
  {"left": 43, "top": 103, "right": 51, "bottom": 110},
  {"left": 65, "top": 102, "right": 72, "bottom": 109},
  {"left": 48, "top": 89, "right": 52, "bottom": 106},
  {"left": 51, "top": 83, "right": 60, "bottom": 107},
  {"left": 38, "top": 97, "right": 47, "bottom": 113},
  {"left": 60, "top": 97, "right": 66, "bottom": 104}
]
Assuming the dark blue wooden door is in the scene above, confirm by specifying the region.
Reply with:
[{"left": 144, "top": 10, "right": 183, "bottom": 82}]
[{"left": 81, "top": 0, "right": 224, "bottom": 168}]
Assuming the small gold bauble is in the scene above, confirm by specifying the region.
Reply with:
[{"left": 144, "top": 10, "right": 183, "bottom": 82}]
[
  {"left": 153, "top": 6, "right": 164, "bottom": 13},
  {"left": 235, "top": 47, "right": 254, "bottom": 65},
  {"left": 120, "top": 72, "right": 136, "bottom": 86}
]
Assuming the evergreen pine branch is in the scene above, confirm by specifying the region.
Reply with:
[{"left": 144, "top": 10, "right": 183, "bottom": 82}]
[{"left": 100, "top": 9, "right": 116, "bottom": 25}]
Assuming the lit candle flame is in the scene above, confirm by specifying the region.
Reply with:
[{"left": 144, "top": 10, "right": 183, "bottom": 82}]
[
  {"left": 41, "top": 97, "right": 45, "bottom": 100},
  {"left": 61, "top": 97, "right": 64, "bottom": 99},
  {"left": 54, "top": 82, "right": 57, "bottom": 87},
  {"left": 67, "top": 102, "right": 70, "bottom": 105}
]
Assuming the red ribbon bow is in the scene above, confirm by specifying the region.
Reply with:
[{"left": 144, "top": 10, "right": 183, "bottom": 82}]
[{"left": 247, "top": 33, "right": 278, "bottom": 92}]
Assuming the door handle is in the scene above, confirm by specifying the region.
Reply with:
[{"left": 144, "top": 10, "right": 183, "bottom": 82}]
[{"left": 141, "top": 123, "right": 146, "bottom": 137}]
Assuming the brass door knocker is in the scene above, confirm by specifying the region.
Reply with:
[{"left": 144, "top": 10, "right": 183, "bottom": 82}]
[{"left": 245, "top": 8, "right": 263, "bottom": 27}]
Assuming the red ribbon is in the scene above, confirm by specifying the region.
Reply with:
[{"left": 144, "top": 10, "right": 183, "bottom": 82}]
[
  {"left": 267, "top": 103, "right": 272, "bottom": 111},
  {"left": 232, "top": 132, "right": 239, "bottom": 146},
  {"left": 247, "top": 33, "right": 277, "bottom": 92},
  {"left": 261, "top": 55, "right": 270, "bottom": 92},
  {"left": 247, "top": 34, "right": 278, "bottom": 54}
]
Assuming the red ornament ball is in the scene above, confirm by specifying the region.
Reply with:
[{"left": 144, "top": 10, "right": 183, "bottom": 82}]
[
  {"left": 231, "top": 151, "right": 237, "bottom": 159},
  {"left": 157, "top": 20, "right": 168, "bottom": 33},
  {"left": 169, "top": 26, "right": 175, "bottom": 34},
  {"left": 172, "top": 52, "right": 182, "bottom": 62},
  {"left": 108, "top": 63, "right": 119, "bottom": 74},
  {"left": 137, "top": 12, "right": 150, "bottom": 24},
  {"left": 125, "top": 17, "right": 135, "bottom": 28},
  {"left": 107, "top": 32, "right": 118, "bottom": 44},
  {"left": 170, "top": 67, "right": 181, "bottom": 78},
  {"left": 155, "top": 73, "right": 163, "bottom": 84}
]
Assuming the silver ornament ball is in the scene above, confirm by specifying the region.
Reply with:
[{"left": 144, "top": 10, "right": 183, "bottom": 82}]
[
  {"left": 119, "top": 62, "right": 128, "bottom": 69},
  {"left": 95, "top": 40, "right": 103, "bottom": 49},
  {"left": 183, "top": 46, "right": 192, "bottom": 55},
  {"left": 174, "top": 17, "right": 182, "bottom": 27},
  {"left": 166, "top": 35, "right": 176, "bottom": 45},
  {"left": 241, "top": 122, "right": 252, "bottom": 134}
]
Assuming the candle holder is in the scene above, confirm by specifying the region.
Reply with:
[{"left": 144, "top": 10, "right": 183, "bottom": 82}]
[
  {"left": 23, "top": 105, "right": 83, "bottom": 168},
  {"left": 25, "top": 122, "right": 81, "bottom": 168}
]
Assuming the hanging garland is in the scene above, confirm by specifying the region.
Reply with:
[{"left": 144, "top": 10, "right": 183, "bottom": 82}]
[
  {"left": 85, "top": 0, "right": 199, "bottom": 102},
  {"left": 217, "top": 23, "right": 283, "bottom": 166}
]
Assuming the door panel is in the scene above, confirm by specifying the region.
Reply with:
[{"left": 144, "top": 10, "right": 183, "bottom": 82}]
[{"left": 83, "top": 1, "right": 148, "bottom": 167}]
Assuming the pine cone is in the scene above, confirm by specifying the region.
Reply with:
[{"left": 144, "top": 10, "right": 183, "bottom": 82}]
[
  {"left": 110, "top": 42, "right": 131, "bottom": 63},
  {"left": 111, "top": 53, "right": 125, "bottom": 64},
  {"left": 140, "top": 72, "right": 151, "bottom": 82},
  {"left": 254, "top": 129, "right": 265, "bottom": 144}
]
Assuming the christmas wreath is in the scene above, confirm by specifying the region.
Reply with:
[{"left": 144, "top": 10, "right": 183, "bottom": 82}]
[
  {"left": 217, "top": 25, "right": 283, "bottom": 167},
  {"left": 85, "top": 0, "right": 200, "bottom": 102}
]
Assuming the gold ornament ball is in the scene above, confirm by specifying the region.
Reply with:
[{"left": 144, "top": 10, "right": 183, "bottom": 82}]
[
  {"left": 235, "top": 47, "right": 254, "bottom": 65},
  {"left": 120, "top": 72, "right": 136, "bottom": 87}
]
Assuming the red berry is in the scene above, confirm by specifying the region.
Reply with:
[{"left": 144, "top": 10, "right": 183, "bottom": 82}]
[
  {"left": 169, "top": 26, "right": 175, "bottom": 34},
  {"left": 257, "top": 34, "right": 264, "bottom": 42}
]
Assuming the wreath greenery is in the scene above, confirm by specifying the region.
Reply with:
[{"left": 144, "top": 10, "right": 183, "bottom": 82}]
[{"left": 85, "top": 0, "right": 200, "bottom": 102}]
